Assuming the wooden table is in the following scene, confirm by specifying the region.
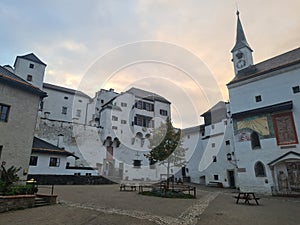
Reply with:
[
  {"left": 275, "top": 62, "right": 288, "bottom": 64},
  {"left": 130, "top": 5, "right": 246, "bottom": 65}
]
[{"left": 234, "top": 192, "right": 260, "bottom": 205}]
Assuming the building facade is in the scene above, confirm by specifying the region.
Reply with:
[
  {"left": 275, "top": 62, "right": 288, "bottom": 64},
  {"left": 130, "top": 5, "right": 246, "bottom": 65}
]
[
  {"left": 227, "top": 11, "right": 300, "bottom": 194},
  {"left": 0, "top": 65, "right": 46, "bottom": 181}
]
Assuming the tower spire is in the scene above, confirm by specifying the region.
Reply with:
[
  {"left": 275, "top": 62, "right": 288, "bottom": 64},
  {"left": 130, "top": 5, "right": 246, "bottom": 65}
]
[{"left": 231, "top": 10, "right": 252, "bottom": 53}]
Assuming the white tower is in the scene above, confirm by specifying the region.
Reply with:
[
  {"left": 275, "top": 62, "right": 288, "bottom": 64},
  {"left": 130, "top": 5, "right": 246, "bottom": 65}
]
[
  {"left": 14, "top": 53, "right": 47, "bottom": 89},
  {"left": 231, "top": 11, "right": 253, "bottom": 76}
]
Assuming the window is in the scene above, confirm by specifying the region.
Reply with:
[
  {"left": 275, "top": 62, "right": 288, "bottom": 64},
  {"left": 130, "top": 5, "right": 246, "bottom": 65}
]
[
  {"left": 251, "top": 131, "right": 261, "bottom": 149},
  {"left": 0, "top": 146, "right": 2, "bottom": 160},
  {"left": 214, "top": 175, "right": 219, "bottom": 180},
  {"left": 225, "top": 140, "right": 230, "bottom": 145},
  {"left": 121, "top": 120, "right": 127, "bottom": 124},
  {"left": 62, "top": 107, "right": 67, "bottom": 115},
  {"left": 49, "top": 157, "right": 60, "bottom": 167},
  {"left": 133, "top": 159, "right": 142, "bottom": 168},
  {"left": 64, "top": 96, "right": 68, "bottom": 100},
  {"left": 211, "top": 124, "right": 215, "bottom": 129},
  {"left": 112, "top": 126, "right": 118, "bottom": 130},
  {"left": 74, "top": 173, "right": 81, "bottom": 176},
  {"left": 29, "top": 156, "right": 38, "bottom": 166},
  {"left": 135, "top": 100, "right": 154, "bottom": 111},
  {"left": 78, "top": 99, "right": 82, "bottom": 103},
  {"left": 27, "top": 75, "right": 33, "bottom": 81},
  {"left": 86, "top": 173, "right": 92, "bottom": 176},
  {"left": 76, "top": 109, "right": 81, "bottom": 117},
  {"left": 134, "top": 115, "right": 153, "bottom": 128},
  {"left": 255, "top": 95, "right": 262, "bottom": 102},
  {"left": 112, "top": 116, "right": 118, "bottom": 121},
  {"left": 254, "top": 161, "right": 266, "bottom": 177},
  {"left": 101, "top": 100, "right": 104, "bottom": 104},
  {"left": 29, "top": 63, "right": 34, "bottom": 69},
  {"left": 0, "top": 104, "right": 10, "bottom": 122},
  {"left": 212, "top": 143, "right": 215, "bottom": 148},
  {"left": 121, "top": 102, "right": 127, "bottom": 107},
  {"left": 292, "top": 86, "right": 300, "bottom": 94},
  {"left": 213, "top": 156, "right": 217, "bottom": 162},
  {"left": 160, "top": 109, "right": 168, "bottom": 116}
]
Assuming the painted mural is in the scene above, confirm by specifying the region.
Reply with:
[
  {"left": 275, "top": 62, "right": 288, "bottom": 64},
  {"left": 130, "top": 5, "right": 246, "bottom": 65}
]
[
  {"left": 272, "top": 112, "right": 298, "bottom": 145},
  {"left": 234, "top": 114, "right": 274, "bottom": 142},
  {"left": 286, "top": 162, "right": 300, "bottom": 191}
]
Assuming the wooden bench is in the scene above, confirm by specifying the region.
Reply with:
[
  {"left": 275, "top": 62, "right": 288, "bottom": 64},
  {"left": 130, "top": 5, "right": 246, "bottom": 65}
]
[
  {"left": 234, "top": 192, "right": 260, "bottom": 205},
  {"left": 120, "top": 183, "right": 138, "bottom": 191}
]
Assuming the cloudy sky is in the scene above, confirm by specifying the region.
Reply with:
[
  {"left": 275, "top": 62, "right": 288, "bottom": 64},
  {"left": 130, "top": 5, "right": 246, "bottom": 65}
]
[{"left": 1, "top": 0, "right": 299, "bottom": 128}]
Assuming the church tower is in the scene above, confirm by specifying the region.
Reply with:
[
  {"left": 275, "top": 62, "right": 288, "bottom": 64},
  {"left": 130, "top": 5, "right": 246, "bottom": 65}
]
[{"left": 231, "top": 11, "right": 253, "bottom": 76}]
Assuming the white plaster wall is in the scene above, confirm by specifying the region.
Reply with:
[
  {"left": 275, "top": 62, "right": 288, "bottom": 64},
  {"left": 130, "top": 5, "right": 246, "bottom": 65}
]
[{"left": 14, "top": 58, "right": 46, "bottom": 90}]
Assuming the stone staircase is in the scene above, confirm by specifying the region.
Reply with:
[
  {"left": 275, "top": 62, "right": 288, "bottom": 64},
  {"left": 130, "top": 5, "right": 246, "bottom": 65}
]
[{"left": 34, "top": 197, "right": 50, "bottom": 207}]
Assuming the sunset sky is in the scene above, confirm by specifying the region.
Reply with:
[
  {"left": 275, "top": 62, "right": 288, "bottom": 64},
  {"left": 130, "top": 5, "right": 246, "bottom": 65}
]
[{"left": 1, "top": 1, "right": 299, "bottom": 128}]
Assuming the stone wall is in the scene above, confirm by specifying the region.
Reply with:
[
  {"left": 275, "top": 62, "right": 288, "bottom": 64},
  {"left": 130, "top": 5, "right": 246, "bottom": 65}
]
[{"left": 0, "top": 195, "right": 35, "bottom": 213}]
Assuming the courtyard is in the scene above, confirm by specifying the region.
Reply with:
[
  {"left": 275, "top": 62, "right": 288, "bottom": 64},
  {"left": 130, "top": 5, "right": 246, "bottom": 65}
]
[{"left": 1, "top": 184, "right": 300, "bottom": 225}]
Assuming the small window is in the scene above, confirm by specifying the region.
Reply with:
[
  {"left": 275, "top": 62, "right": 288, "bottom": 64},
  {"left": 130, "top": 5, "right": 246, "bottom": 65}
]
[
  {"left": 64, "top": 96, "right": 68, "bottom": 100},
  {"left": 121, "top": 102, "right": 127, "bottom": 107},
  {"left": 211, "top": 124, "right": 215, "bottom": 129},
  {"left": 187, "top": 135, "right": 190, "bottom": 139},
  {"left": 0, "top": 103, "right": 10, "bottom": 122},
  {"left": 225, "top": 140, "right": 230, "bottom": 145},
  {"left": 29, "top": 63, "right": 34, "bottom": 69},
  {"left": 213, "top": 156, "right": 217, "bottom": 162},
  {"left": 254, "top": 161, "right": 266, "bottom": 177},
  {"left": 112, "top": 116, "right": 118, "bottom": 121},
  {"left": 214, "top": 175, "right": 219, "bottom": 180},
  {"left": 78, "top": 99, "right": 82, "bottom": 103},
  {"left": 133, "top": 159, "right": 142, "bottom": 168},
  {"left": 101, "top": 100, "right": 104, "bottom": 104},
  {"left": 76, "top": 109, "right": 81, "bottom": 117},
  {"left": 29, "top": 156, "right": 38, "bottom": 166},
  {"left": 85, "top": 173, "right": 92, "bottom": 176},
  {"left": 62, "top": 106, "right": 68, "bottom": 115},
  {"left": 212, "top": 143, "right": 215, "bottom": 148},
  {"left": 160, "top": 109, "right": 168, "bottom": 116},
  {"left": 121, "top": 120, "right": 127, "bottom": 124},
  {"left": 255, "top": 95, "right": 262, "bottom": 102},
  {"left": 292, "top": 86, "right": 300, "bottom": 94},
  {"left": 112, "top": 126, "right": 118, "bottom": 130},
  {"left": 74, "top": 173, "right": 81, "bottom": 176},
  {"left": 27, "top": 75, "right": 33, "bottom": 81},
  {"left": 0, "top": 146, "right": 3, "bottom": 160},
  {"left": 49, "top": 157, "right": 60, "bottom": 167}
]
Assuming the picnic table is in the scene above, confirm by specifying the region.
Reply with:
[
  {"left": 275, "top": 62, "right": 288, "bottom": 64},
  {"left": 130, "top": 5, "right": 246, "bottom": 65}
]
[{"left": 234, "top": 192, "right": 260, "bottom": 205}]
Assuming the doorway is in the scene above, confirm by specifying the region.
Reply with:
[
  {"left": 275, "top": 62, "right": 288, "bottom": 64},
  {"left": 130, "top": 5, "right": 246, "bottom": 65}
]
[{"left": 228, "top": 170, "right": 236, "bottom": 188}]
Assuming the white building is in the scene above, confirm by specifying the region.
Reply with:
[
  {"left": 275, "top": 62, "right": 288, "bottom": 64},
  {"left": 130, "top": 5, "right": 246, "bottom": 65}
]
[
  {"left": 227, "top": 11, "right": 300, "bottom": 194},
  {"left": 42, "top": 83, "right": 92, "bottom": 124},
  {"left": 13, "top": 53, "right": 47, "bottom": 90},
  {"left": 29, "top": 137, "right": 98, "bottom": 176},
  {"left": 180, "top": 101, "right": 236, "bottom": 188}
]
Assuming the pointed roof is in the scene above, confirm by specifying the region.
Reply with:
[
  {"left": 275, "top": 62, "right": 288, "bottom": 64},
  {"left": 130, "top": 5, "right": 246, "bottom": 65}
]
[
  {"left": 14, "top": 53, "right": 47, "bottom": 66},
  {"left": 231, "top": 11, "right": 253, "bottom": 53}
]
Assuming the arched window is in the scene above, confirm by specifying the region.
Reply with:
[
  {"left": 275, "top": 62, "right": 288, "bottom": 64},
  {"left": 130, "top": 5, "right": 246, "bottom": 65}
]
[
  {"left": 254, "top": 161, "right": 266, "bottom": 177},
  {"left": 251, "top": 131, "right": 261, "bottom": 149}
]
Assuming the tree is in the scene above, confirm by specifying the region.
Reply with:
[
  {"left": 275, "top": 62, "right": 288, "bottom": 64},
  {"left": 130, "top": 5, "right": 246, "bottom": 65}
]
[{"left": 146, "top": 117, "right": 186, "bottom": 189}]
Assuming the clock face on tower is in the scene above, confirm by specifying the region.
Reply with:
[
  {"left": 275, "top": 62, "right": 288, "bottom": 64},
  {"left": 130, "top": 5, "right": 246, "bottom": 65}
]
[{"left": 237, "top": 59, "right": 246, "bottom": 69}]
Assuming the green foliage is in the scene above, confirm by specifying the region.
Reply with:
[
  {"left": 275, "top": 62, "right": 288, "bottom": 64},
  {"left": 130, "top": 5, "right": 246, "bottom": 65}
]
[
  {"left": 0, "top": 165, "right": 29, "bottom": 196},
  {"left": 147, "top": 117, "right": 186, "bottom": 167}
]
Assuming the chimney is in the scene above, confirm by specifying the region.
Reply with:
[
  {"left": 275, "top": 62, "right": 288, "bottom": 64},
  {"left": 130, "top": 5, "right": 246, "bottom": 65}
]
[{"left": 57, "top": 134, "right": 64, "bottom": 149}]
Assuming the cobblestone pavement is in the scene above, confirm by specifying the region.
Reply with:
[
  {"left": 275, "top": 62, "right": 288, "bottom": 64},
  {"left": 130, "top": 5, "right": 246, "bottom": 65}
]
[{"left": 1, "top": 184, "right": 300, "bottom": 225}]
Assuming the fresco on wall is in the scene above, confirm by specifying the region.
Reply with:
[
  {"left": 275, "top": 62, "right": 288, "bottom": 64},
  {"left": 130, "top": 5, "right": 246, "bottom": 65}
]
[
  {"left": 272, "top": 112, "right": 298, "bottom": 145},
  {"left": 287, "top": 162, "right": 300, "bottom": 191},
  {"left": 234, "top": 114, "right": 275, "bottom": 142}
]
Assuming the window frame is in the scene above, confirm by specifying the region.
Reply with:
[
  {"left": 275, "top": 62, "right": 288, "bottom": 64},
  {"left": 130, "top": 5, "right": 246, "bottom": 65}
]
[
  {"left": 0, "top": 103, "right": 10, "bottom": 122},
  {"left": 61, "top": 106, "right": 68, "bottom": 115},
  {"left": 49, "top": 157, "right": 60, "bottom": 167},
  {"left": 29, "top": 156, "right": 38, "bottom": 166}
]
